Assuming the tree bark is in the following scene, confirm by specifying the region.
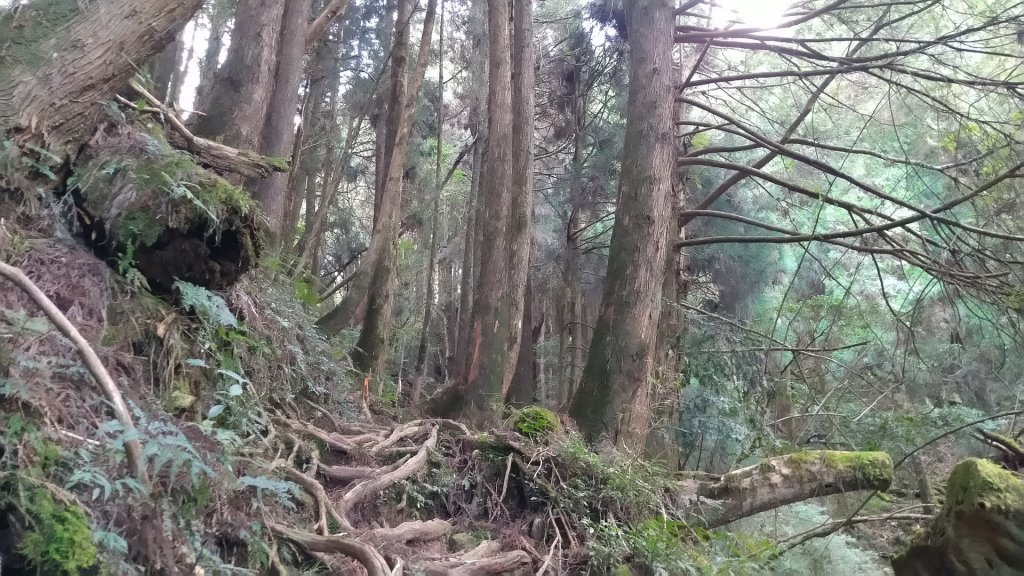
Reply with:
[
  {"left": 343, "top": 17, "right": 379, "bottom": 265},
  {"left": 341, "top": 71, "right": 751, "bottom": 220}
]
[
  {"left": 151, "top": 22, "right": 188, "bottom": 103},
  {"left": 501, "top": 0, "right": 535, "bottom": 395},
  {"left": 192, "top": 0, "right": 286, "bottom": 153},
  {"left": 194, "top": 4, "right": 233, "bottom": 107},
  {"left": 319, "top": 0, "right": 439, "bottom": 380},
  {"left": 0, "top": 0, "right": 204, "bottom": 152},
  {"left": 451, "top": 142, "right": 482, "bottom": 382},
  {"left": 306, "top": 0, "right": 351, "bottom": 51},
  {"left": 508, "top": 275, "right": 537, "bottom": 406},
  {"left": 253, "top": 0, "right": 314, "bottom": 246},
  {"left": 412, "top": 0, "right": 445, "bottom": 404},
  {"left": 568, "top": 0, "right": 675, "bottom": 450},
  {"left": 460, "top": 0, "right": 514, "bottom": 421}
]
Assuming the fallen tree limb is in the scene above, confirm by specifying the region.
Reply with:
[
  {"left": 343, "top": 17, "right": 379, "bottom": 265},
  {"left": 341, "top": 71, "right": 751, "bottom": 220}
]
[
  {"left": 0, "top": 260, "right": 148, "bottom": 484},
  {"left": 126, "top": 79, "right": 288, "bottom": 179},
  {"left": 268, "top": 522, "right": 392, "bottom": 576},
  {"left": 781, "top": 512, "right": 932, "bottom": 552},
  {"left": 694, "top": 451, "right": 893, "bottom": 527}
]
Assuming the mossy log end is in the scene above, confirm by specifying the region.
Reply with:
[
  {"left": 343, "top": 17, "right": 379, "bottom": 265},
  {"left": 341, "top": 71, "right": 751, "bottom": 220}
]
[
  {"left": 693, "top": 450, "right": 894, "bottom": 527},
  {"left": 893, "top": 458, "right": 1024, "bottom": 576},
  {"left": 71, "top": 122, "right": 262, "bottom": 292}
]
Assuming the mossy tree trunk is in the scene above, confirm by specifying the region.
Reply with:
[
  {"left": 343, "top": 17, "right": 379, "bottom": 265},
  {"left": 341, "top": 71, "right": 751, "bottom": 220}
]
[
  {"left": 893, "top": 458, "right": 1024, "bottom": 575},
  {"left": 0, "top": 0, "right": 203, "bottom": 153},
  {"left": 568, "top": 0, "right": 676, "bottom": 450}
]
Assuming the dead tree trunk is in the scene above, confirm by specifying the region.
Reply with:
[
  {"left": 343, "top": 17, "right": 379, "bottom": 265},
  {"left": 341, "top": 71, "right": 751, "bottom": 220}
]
[{"left": 568, "top": 0, "right": 675, "bottom": 450}]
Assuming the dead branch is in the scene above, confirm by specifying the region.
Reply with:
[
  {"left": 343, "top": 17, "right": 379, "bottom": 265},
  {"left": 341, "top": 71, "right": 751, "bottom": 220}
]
[
  {"left": 0, "top": 260, "right": 148, "bottom": 484},
  {"left": 127, "top": 79, "right": 288, "bottom": 179}
]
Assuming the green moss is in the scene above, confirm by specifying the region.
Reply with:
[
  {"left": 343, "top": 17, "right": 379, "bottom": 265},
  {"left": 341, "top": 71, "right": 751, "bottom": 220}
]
[
  {"left": 18, "top": 488, "right": 98, "bottom": 576},
  {"left": 944, "top": 458, "right": 1024, "bottom": 514},
  {"left": 511, "top": 406, "right": 560, "bottom": 439},
  {"left": 196, "top": 176, "right": 258, "bottom": 217},
  {"left": 779, "top": 451, "right": 893, "bottom": 485},
  {"left": 266, "top": 156, "right": 291, "bottom": 171},
  {"left": 823, "top": 451, "right": 893, "bottom": 484}
]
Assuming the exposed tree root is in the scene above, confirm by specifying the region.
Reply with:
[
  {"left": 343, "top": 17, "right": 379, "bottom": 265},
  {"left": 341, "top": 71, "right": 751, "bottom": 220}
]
[
  {"left": 360, "top": 519, "right": 454, "bottom": 546},
  {"left": 269, "top": 522, "right": 393, "bottom": 576},
  {"left": 341, "top": 425, "right": 439, "bottom": 515},
  {"left": 411, "top": 550, "right": 533, "bottom": 576}
]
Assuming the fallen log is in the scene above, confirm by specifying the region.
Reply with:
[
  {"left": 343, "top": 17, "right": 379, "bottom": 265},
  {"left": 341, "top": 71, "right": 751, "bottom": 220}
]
[{"left": 692, "top": 450, "right": 894, "bottom": 527}]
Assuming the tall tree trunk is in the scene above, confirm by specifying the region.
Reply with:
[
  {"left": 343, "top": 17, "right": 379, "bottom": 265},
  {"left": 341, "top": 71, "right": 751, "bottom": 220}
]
[
  {"left": 460, "top": 0, "right": 514, "bottom": 421},
  {"left": 319, "top": 0, "right": 439, "bottom": 379},
  {"left": 194, "top": 3, "right": 233, "bottom": 109},
  {"left": 412, "top": 0, "right": 445, "bottom": 405},
  {"left": 192, "top": 0, "right": 286, "bottom": 152},
  {"left": 568, "top": 0, "right": 675, "bottom": 450},
  {"left": 451, "top": 142, "right": 482, "bottom": 382},
  {"left": 508, "top": 274, "right": 537, "bottom": 405},
  {"left": 0, "top": 0, "right": 204, "bottom": 152},
  {"left": 502, "top": 0, "right": 535, "bottom": 394},
  {"left": 254, "top": 0, "right": 314, "bottom": 247}
]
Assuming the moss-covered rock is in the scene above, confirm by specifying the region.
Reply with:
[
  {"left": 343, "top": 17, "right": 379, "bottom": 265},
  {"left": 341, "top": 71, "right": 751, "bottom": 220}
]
[
  {"left": 511, "top": 406, "right": 560, "bottom": 439},
  {"left": 69, "top": 120, "right": 263, "bottom": 292},
  {"left": 893, "top": 458, "right": 1024, "bottom": 575}
]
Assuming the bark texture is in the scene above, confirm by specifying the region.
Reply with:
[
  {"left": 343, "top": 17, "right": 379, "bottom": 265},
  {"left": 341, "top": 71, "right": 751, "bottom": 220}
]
[
  {"left": 253, "top": 0, "right": 313, "bottom": 244},
  {"left": 568, "top": 0, "right": 675, "bottom": 449},
  {"left": 0, "top": 0, "right": 203, "bottom": 151},
  {"left": 461, "top": 0, "right": 514, "bottom": 419},
  {"left": 502, "top": 0, "right": 535, "bottom": 394},
  {"left": 192, "top": 0, "right": 286, "bottom": 153}
]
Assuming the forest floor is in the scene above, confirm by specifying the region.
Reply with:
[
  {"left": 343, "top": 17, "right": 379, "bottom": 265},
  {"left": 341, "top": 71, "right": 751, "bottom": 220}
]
[{"left": 0, "top": 204, "right": 1004, "bottom": 576}]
